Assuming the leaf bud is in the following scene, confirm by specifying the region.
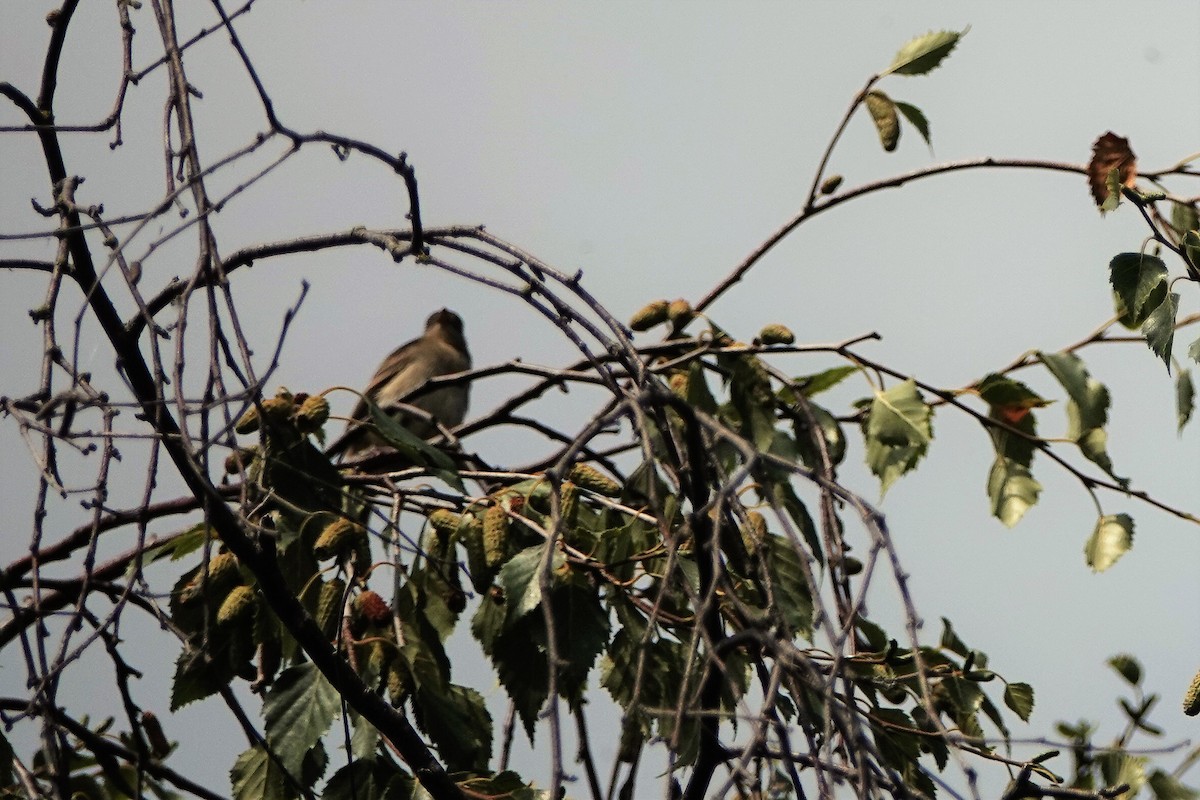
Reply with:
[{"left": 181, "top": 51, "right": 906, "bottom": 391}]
[
  {"left": 757, "top": 323, "right": 795, "bottom": 345},
  {"left": 224, "top": 446, "right": 258, "bottom": 474},
  {"left": 820, "top": 174, "right": 844, "bottom": 194}
]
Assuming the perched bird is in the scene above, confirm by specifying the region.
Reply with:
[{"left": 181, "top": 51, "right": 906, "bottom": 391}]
[{"left": 328, "top": 309, "right": 471, "bottom": 459}]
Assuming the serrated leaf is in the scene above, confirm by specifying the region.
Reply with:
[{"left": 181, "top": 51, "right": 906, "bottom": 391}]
[
  {"left": 350, "top": 711, "right": 379, "bottom": 760},
  {"left": 263, "top": 663, "right": 341, "bottom": 777},
  {"left": 1038, "top": 352, "right": 1119, "bottom": 479},
  {"left": 1085, "top": 513, "right": 1134, "bottom": 572},
  {"left": 765, "top": 534, "right": 814, "bottom": 638},
  {"left": 324, "top": 759, "right": 413, "bottom": 800},
  {"left": 884, "top": 29, "right": 966, "bottom": 76},
  {"left": 865, "top": 90, "right": 900, "bottom": 152},
  {"left": 367, "top": 401, "right": 464, "bottom": 490},
  {"left": 1177, "top": 370, "right": 1194, "bottom": 433},
  {"left": 976, "top": 374, "right": 1051, "bottom": 410},
  {"left": 230, "top": 745, "right": 290, "bottom": 800},
  {"left": 135, "top": 525, "right": 212, "bottom": 577},
  {"left": 795, "top": 365, "right": 858, "bottom": 396},
  {"left": 1108, "top": 653, "right": 1143, "bottom": 686},
  {"left": 939, "top": 617, "right": 970, "bottom": 658},
  {"left": 895, "top": 101, "right": 932, "bottom": 152},
  {"left": 499, "top": 545, "right": 564, "bottom": 626},
  {"left": 412, "top": 684, "right": 491, "bottom": 772},
  {"left": 987, "top": 455, "right": 1041, "bottom": 528},
  {"left": 1101, "top": 168, "right": 1123, "bottom": 214},
  {"left": 979, "top": 374, "right": 1049, "bottom": 468},
  {"left": 1110, "top": 252, "right": 1168, "bottom": 328},
  {"left": 1172, "top": 201, "right": 1199, "bottom": 235},
  {"left": 864, "top": 379, "right": 933, "bottom": 495},
  {"left": 1185, "top": 231, "right": 1200, "bottom": 274},
  {"left": 1003, "top": 682, "right": 1035, "bottom": 722},
  {"left": 771, "top": 481, "right": 823, "bottom": 563},
  {"left": 1143, "top": 291, "right": 1179, "bottom": 371}
]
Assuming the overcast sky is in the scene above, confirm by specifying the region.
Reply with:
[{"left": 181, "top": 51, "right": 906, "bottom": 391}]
[{"left": 3, "top": 3, "right": 1200, "bottom": 796}]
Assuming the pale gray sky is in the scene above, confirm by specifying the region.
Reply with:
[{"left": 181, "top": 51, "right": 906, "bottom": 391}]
[{"left": 3, "top": 3, "right": 1200, "bottom": 797}]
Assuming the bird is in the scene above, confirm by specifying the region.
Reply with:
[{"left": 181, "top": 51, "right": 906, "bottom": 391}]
[{"left": 328, "top": 309, "right": 471, "bottom": 459}]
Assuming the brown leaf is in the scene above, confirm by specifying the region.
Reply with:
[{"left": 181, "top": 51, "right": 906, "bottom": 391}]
[{"left": 1087, "top": 132, "right": 1137, "bottom": 207}]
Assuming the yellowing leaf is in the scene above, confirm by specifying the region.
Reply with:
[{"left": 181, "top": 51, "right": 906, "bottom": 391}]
[
  {"left": 884, "top": 29, "right": 967, "bottom": 76},
  {"left": 1084, "top": 513, "right": 1134, "bottom": 572}
]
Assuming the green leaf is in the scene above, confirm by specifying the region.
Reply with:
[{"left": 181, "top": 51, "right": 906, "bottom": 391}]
[
  {"left": 792, "top": 401, "right": 846, "bottom": 469},
  {"left": 1143, "top": 291, "right": 1180, "bottom": 370},
  {"left": 135, "top": 524, "right": 212, "bottom": 575},
  {"left": 987, "top": 455, "right": 1041, "bottom": 528},
  {"left": 794, "top": 365, "right": 858, "bottom": 396},
  {"left": 770, "top": 481, "right": 823, "bottom": 563},
  {"left": 765, "top": 534, "right": 814, "bottom": 638},
  {"left": 499, "top": 545, "right": 563, "bottom": 626},
  {"left": 1101, "top": 168, "right": 1123, "bottom": 215},
  {"left": 1037, "top": 352, "right": 1118, "bottom": 478},
  {"left": 1003, "top": 682, "right": 1035, "bottom": 722},
  {"left": 976, "top": 373, "right": 1051, "bottom": 411},
  {"left": 1172, "top": 201, "right": 1199, "bottom": 234},
  {"left": 1185, "top": 231, "right": 1200, "bottom": 274},
  {"left": 1189, "top": 335, "right": 1200, "bottom": 364},
  {"left": 367, "top": 401, "right": 464, "bottom": 490},
  {"left": 884, "top": 29, "right": 966, "bottom": 76},
  {"left": 895, "top": 101, "right": 932, "bottom": 152},
  {"left": 863, "top": 379, "right": 933, "bottom": 495},
  {"left": 1149, "top": 768, "right": 1200, "bottom": 800},
  {"left": 412, "top": 684, "right": 491, "bottom": 772},
  {"left": 350, "top": 711, "right": 379, "bottom": 760},
  {"left": 324, "top": 759, "right": 413, "bottom": 800},
  {"left": 1108, "top": 653, "right": 1143, "bottom": 686},
  {"left": 1109, "top": 252, "right": 1168, "bottom": 328},
  {"left": 263, "top": 663, "right": 341, "bottom": 777},
  {"left": 230, "top": 745, "right": 290, "bottom": 800},
  {"left": 979, "top": 374, "right": 1046, "bottom": 468},
  {"left": 1177, "top": 370, "right": 1194, "bottom": 433},
  {"left": 939, "top": 617, "right": 970, "bottom": 658},
  {"left": 864, "top": 90, "right": 900, "bottom": 152},
  {"left": 1084, "top": 513, "right": 1134, "bottom": 572},
  {"left": 489, "top": 618, "right": 549, "bottom": 741}
]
